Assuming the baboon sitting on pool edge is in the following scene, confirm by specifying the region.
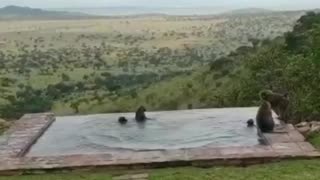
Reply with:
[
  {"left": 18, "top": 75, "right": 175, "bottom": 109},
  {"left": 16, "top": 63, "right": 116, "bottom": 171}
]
[
  {"left": 260, "top": 90, "right": 289, "bottom": 122},
  {"left": 256, "top": 100, "right": 275, "bottom": 133},
  {"left": 135, "top": 106, "right": 147, "bottom": 122}
]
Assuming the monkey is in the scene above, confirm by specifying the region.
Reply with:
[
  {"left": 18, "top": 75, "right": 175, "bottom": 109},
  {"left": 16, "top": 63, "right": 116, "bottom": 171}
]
[
  {"left": 256, "top": 100, "right": 275, "bottom": 133},
  {"left": 118, "top": 117, "right": 128, "bottom": 125},
  {"left": 260, "top": 90, "right": 289, "bottom": 122},
  {"left": 135, "top": 106, "right": 147, "bottom": 122},
  {"left": 247, "top": 119, "right": 255, "bottom": 127},
  {"left": 252, "top": 98, "right": 289, "bottom": 145}
]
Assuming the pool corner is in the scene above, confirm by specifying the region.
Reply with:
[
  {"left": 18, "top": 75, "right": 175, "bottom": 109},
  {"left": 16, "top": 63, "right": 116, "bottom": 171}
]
[{"left": 0, "top": 113, "right": 55, "bottom": 158}]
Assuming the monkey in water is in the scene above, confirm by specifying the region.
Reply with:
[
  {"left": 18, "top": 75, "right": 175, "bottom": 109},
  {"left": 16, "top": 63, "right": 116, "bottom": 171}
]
[
  {"left": 256, "top": 100, "right": 275, "bottom": 133},
  {"left": 135, "top": 106, "right": 147, "bottom": 122},
  {"left": 118, "top": 117, "right": 128, "bottom": 125},
  {"left": 260, "top": 90, "right": 289, "bottom": 122},
  {"left": 247, "top": 119, "right": 255, "bottom": 127}
]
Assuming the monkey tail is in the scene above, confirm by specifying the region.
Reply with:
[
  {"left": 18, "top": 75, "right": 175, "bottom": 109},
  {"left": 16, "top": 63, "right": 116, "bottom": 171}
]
[
  {"left": 254, "top": 125, "right": 270, "bottom": 145},
  {"left": 259, "top": 90, "right": 273, "bottom": 100}
]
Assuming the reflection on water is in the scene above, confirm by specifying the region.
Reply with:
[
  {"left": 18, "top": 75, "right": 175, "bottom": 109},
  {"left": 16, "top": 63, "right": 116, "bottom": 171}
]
[{"left": 28, "top": 107, "right": 261, "bottom": 156}]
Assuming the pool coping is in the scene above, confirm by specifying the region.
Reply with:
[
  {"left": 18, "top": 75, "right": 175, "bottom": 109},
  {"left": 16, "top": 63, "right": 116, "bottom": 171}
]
[
  {"left": 0, "top": 113, "right": 319, "bottom": 176},
  {"left": 0, "top": 113, "right": 55, "bottom": 158}
]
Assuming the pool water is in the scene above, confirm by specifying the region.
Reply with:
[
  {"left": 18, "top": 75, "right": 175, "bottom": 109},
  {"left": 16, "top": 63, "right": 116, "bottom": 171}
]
[{"left": 28, "top": 108, "right": 263, "bottom": 156}]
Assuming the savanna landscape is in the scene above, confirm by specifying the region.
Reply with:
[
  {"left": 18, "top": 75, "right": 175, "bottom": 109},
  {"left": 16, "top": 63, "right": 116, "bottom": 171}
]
[
  {"left": 2, "top": 3, "right": 320, "bottom": 180},
  {"left": 0, "top": 6, "right": 305, "bottom": 118}
]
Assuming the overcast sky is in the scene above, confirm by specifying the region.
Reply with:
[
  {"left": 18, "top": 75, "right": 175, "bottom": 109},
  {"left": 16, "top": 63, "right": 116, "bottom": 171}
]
[{"left": 0, "top": 0, "right": 320, "bottom": 10}]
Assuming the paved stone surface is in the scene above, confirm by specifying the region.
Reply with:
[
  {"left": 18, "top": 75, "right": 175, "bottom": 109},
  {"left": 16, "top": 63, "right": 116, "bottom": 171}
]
[
  {"left": 297, "top": 142, "right": 316, "bottom": 152},
  {"left": 288, "top": 131, "right": 305, "bottom": 142},
  {"left": 0, "top": 114, "right": 319, "bottom": 175},
  {"left": 264, "top": 133, "right": 292, "bottom": 143},
  {"left": 0, "top": 113, "right": 55, "bottom": 158}
]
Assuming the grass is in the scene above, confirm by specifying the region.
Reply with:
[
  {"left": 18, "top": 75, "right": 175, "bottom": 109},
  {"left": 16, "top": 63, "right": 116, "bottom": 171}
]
[
  {"left": 1, "top": 160, "right": 320, "bottom": 180},
  {"left": 151, "top": 160, "right": 320, "bottom": 180},
  {"left": 0, "top": 173, "right": 113, "bottom": 180},
  {"left": 308, "top": 132, "right": 320, "bottom": 149}
]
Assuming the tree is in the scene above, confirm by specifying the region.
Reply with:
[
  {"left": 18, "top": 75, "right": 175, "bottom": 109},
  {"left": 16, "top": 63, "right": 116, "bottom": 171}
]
[
  {"left": 0, "top": 88, "right": 53, "bottom": 119},
  {"left": 70, "top": 101, "right": 81, "bottom": 114},
  {"left": 61, "top": 73, "right": 70, "bottom": 81}
]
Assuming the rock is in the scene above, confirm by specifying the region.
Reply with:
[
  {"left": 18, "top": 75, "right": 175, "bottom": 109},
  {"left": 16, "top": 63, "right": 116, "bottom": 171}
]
[
  {"left": 310, "top": 124, "right": 320, "bottom": 134},
  {"left": 294, "top": 121, "right": 316, "bottom": 137},
  {"left": 297, "top": 126, "right": 311, "bottom": 136},
  {"left": 310, "top": 121, "right": 320, "bottom": 126},
  {"left": 296, "top": 122, "right": 310, "bottom": 128},
  {"left": 294, "top": 121, "right": 320, "bottom": 137}
]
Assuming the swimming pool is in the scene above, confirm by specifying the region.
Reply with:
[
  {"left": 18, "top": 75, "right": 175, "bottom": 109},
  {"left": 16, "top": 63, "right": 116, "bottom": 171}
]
[{"left": 27, "top": 107, "right": 261, "bottom": 156}]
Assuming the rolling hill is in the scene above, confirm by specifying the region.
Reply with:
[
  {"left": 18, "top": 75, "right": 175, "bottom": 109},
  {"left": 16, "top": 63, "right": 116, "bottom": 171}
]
[{"left": 0, "top": 5, "right": 90, "bottom": 19}]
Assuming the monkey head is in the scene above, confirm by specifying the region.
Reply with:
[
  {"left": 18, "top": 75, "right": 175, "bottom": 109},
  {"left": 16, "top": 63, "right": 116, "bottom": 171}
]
[{"left": 137, "top": 106, "right": 146, "bottom": 112}]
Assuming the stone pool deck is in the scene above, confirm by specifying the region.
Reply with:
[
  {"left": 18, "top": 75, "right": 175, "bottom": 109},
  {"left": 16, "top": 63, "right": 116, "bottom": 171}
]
[{"left": 0, "top": 113, "right": 319, "bottom": 176}]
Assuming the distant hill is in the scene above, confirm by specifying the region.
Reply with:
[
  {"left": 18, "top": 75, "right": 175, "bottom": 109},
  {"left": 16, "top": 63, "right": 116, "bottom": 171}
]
[
  {"left": 52, "top": 6, "right": 229, "bottom": 16},
  {"left": 0, "top": 5, "right": 90, "bottom": 20},
  {"left": 223, "top": 8, "right": 273, "bottom": 15}
]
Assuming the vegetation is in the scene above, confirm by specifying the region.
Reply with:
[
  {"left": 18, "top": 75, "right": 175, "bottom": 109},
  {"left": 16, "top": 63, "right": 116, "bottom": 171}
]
[
  {"left": 221, "top": 11, "right": 320, "bottom": 122},
  {"left": 308, "top": 132, "right": 320, "bottom": 149},
  {"left": 0, "top": 8, "right": 302, "bottom": 119},
  {"left": 152, "top": 160, "right": 320, "bottom": 180},
  {"left": 107, "top": 11, "right": 320, "bottom": 123},
  {"left": 0, "top": 119, "right": 10, "bottom": 134},
  {"left": 0, "top": 9, "right": 319, "bottom": 123}
]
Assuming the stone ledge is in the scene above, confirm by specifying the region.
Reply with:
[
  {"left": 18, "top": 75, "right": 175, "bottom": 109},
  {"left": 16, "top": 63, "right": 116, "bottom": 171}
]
[
  {"left": 0, "top": 113, "right": 55, "bottom": 158},
  {"left": 0, "top": 142, "right": 319, "bottom": 173},
  {"left": 0, "top": 149, "right": 319, "bottom": 176}
]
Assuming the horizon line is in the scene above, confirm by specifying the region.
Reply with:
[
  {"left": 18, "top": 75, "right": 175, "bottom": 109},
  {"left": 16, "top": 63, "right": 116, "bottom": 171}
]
[{"left": 0, "top": 5, "right": 318, "bottom": 12}]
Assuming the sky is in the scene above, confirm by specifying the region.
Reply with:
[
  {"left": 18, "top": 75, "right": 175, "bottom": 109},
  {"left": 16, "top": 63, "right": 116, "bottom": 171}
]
[{"left": 0, "top": 0, "right": 320, "bottom": 10}]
